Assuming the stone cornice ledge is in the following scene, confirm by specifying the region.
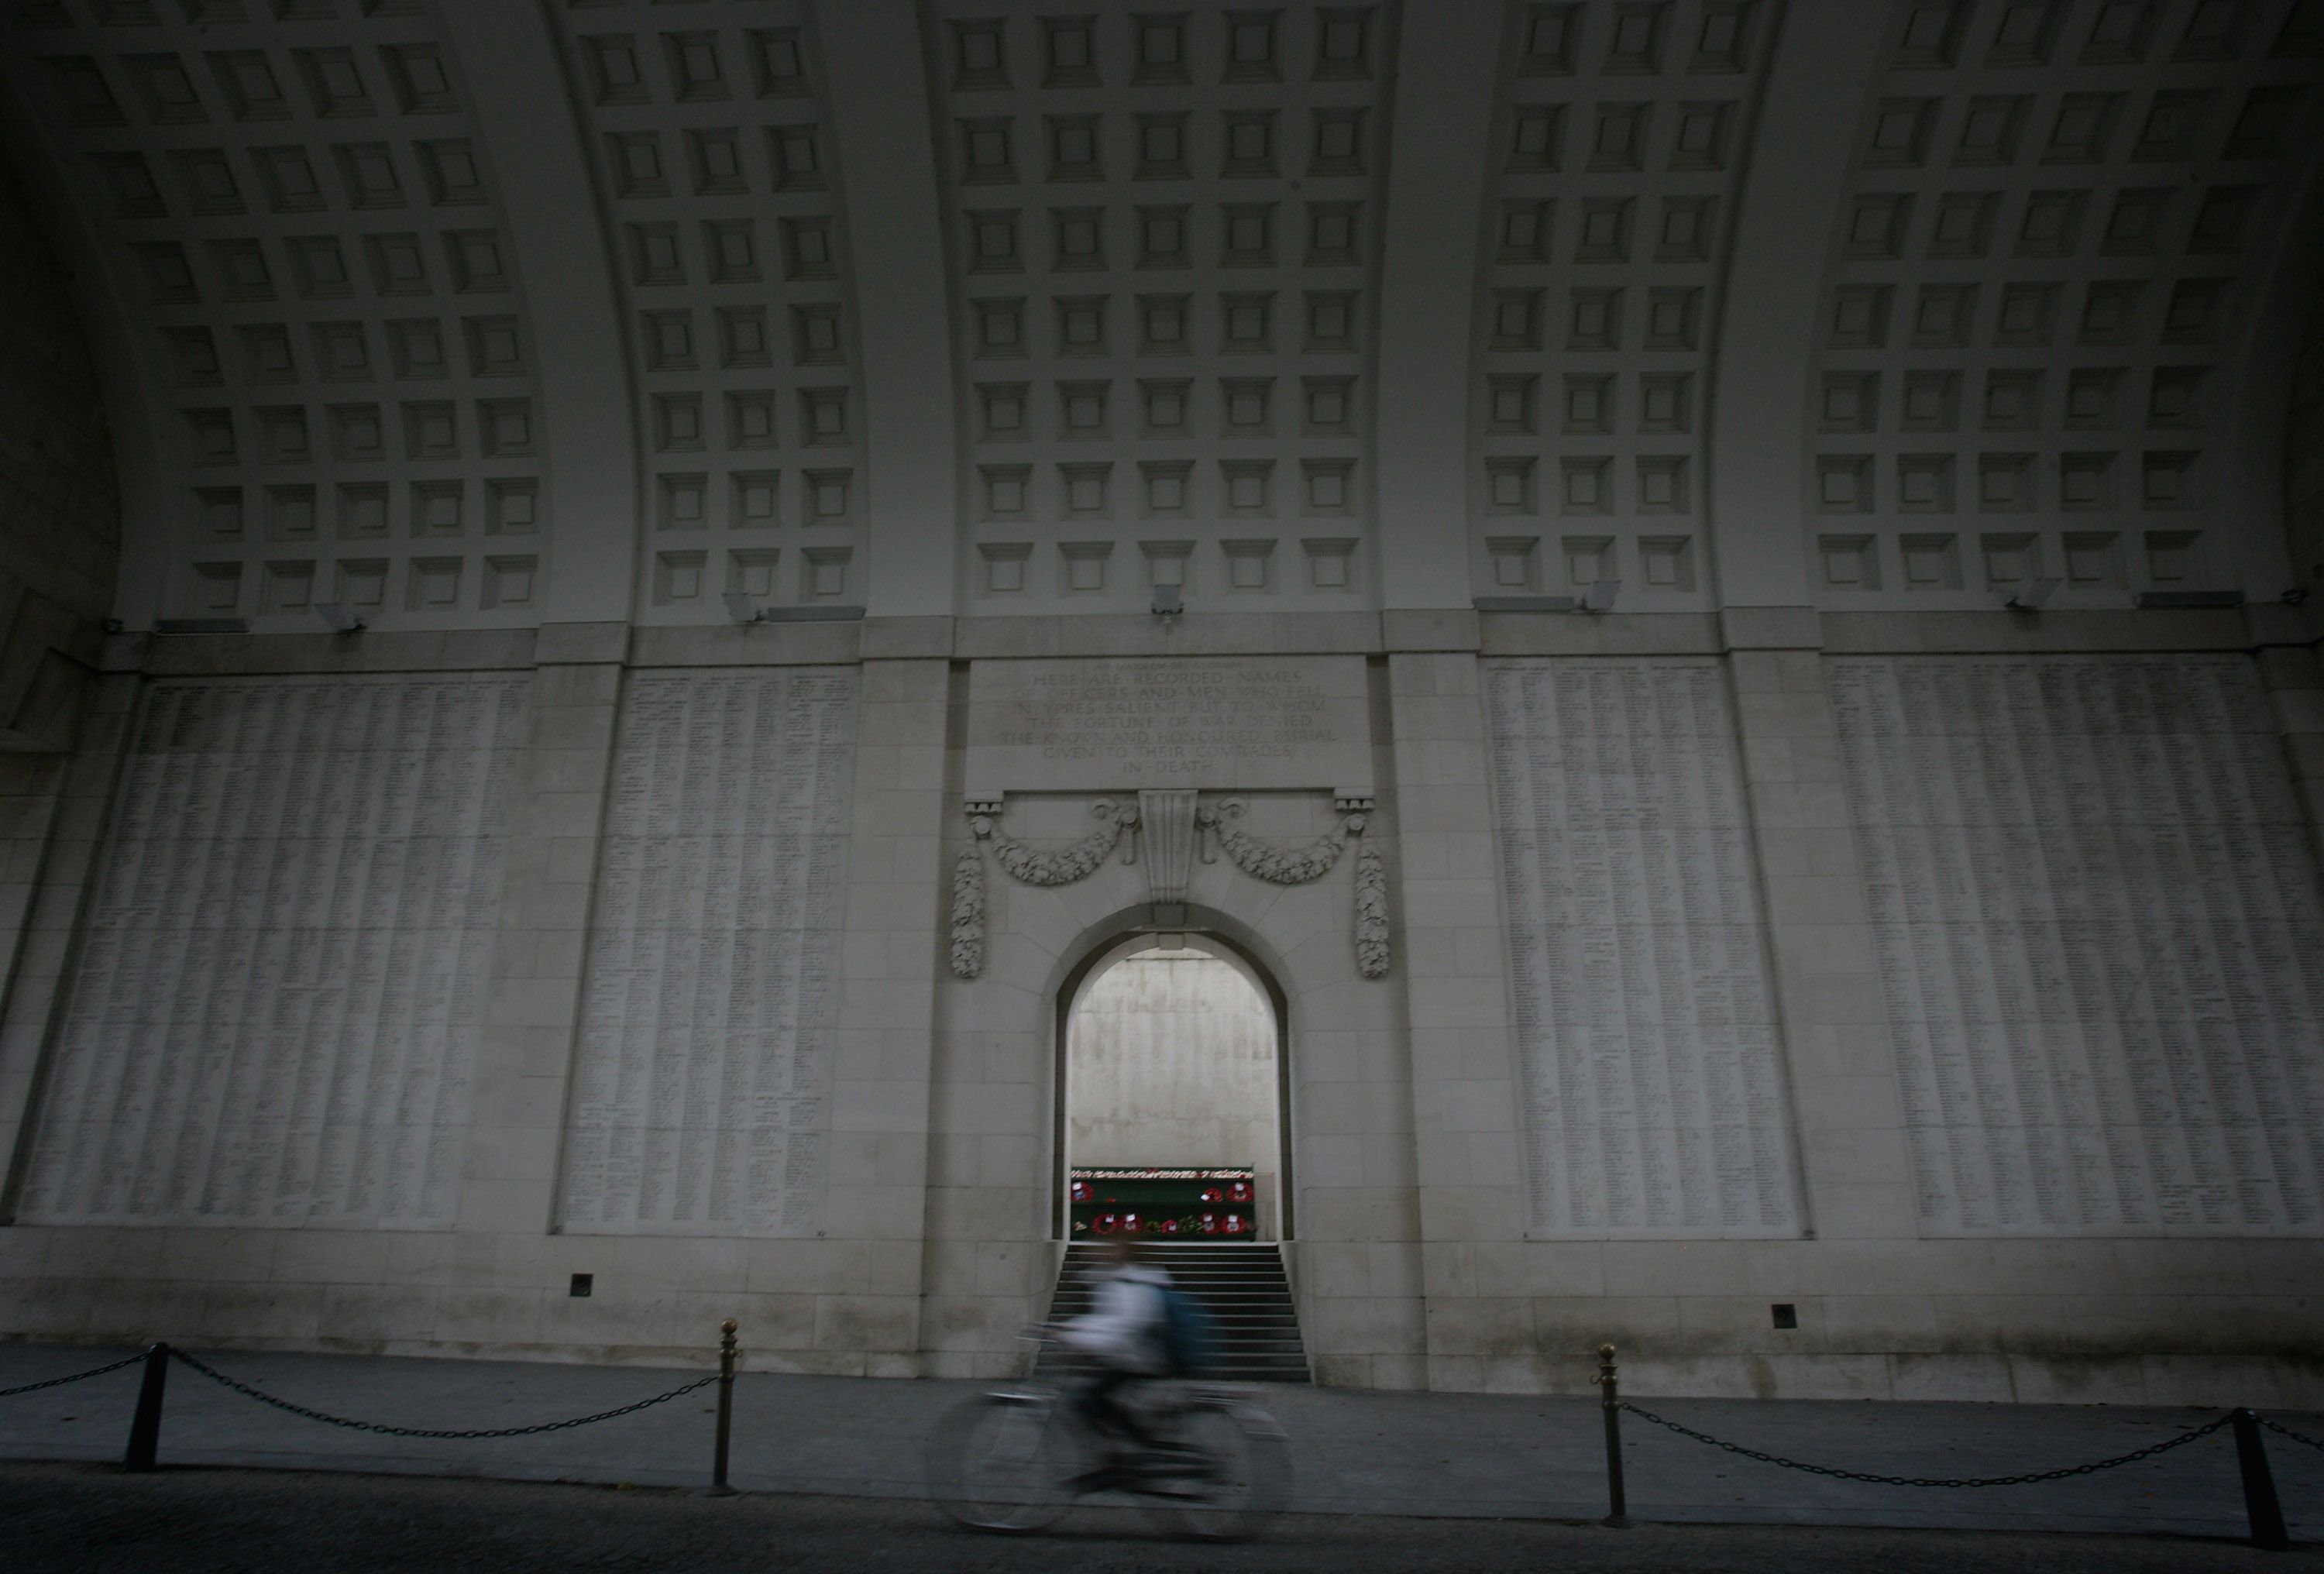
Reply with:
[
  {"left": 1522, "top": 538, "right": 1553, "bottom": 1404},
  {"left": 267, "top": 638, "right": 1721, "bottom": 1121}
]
[
  {"left": 105, "top": 627, "right": 538, "bottom": 676},
  {"left": 627, "top": 621, "right": 860, "bottom": 667},
  {"left": 534, "top": 621, "right": 631, "bottom": 665},
  {"left": 1480, "top": 611, "right": 1722, "bottom": 657},
  {"left": 1822, "top": 608, "right": 2269, "bottom": 655},
  {"left": 1720, "top": 606, "right": 1824, "bottom": 651},
  {"left": 1379, "top": 608, "right": 1479, "bottom": 653},
  {"left": 954, "top": 610, "right": 1385, "bottom": 659},
  {"left": 861, "top": 616, "right": 955, "bottom": 660}
]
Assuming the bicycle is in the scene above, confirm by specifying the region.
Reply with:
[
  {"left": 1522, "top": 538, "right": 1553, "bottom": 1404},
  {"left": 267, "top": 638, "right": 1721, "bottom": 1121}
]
[{"left": 925, "top": 1326, "right": 1292, "bottom": 1541}]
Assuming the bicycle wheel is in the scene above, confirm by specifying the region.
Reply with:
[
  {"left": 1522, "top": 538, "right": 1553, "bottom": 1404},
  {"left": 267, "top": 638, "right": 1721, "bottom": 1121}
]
[
  {"left": 1142, "top": 1400, "right": 1291, "bottom": 1542},
  {"left": 925, "top": 1392, "right": 1074, "bottom": 1534}
]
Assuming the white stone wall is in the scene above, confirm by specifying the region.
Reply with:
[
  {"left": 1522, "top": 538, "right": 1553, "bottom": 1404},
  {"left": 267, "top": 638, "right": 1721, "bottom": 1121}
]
[
  {"left": 1066, "top": 950, "right": 1281, "bottom": 1233},
  {"left": 2, "top": 1, "right": 2324, "bottom": 1408}
]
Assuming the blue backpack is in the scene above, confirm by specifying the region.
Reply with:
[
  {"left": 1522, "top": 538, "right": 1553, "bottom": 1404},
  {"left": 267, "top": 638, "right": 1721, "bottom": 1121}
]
[{"left": 1157, "top": 1284, "right": 1218, "bottom": 1377}]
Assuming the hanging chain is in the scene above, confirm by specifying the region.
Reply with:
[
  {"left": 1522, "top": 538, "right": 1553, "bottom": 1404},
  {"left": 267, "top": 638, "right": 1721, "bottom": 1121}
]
[
  {"left": 0, "top": 1351, "right": 147, "bottom": 1400},
  {"left": 1618, "top": 1402, "right": 2231, "bottom": 1488},
  {"left": 2257, "top": 1414, "right": 2324, "bottom": 1453},
  {"left": 168, "top": 1349, "right": 717, "bottom": 1440}
]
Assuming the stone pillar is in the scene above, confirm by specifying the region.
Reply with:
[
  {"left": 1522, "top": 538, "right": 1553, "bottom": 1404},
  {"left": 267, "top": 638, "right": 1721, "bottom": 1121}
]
[
  {"left": 818, "top": 648, "right": 948, "bottom": 1376},
  {"left": 1723, "top": 627, "right": 1917, "bottom": 1248},
  {"left": 0, "top": 668, "right": 136, "bottom": 1201},
  {"left": 458, "top": 624, "right": 626, "bottom": 1241},
  {"left": 1384, "top": 647, "right": 1508, "bottom": 1391},
  {"left": 2250, "top": 604, "right": 2324, "bottom": 855}
]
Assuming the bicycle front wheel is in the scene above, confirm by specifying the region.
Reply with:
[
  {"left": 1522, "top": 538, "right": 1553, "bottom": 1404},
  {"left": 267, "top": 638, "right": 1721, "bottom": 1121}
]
[
  {"left": 1143, "top": 1400, "right": 1291, "bottom": 1542},
  {"left": 925, "top": 1392, "right": 1074, "bottom": 1534}
]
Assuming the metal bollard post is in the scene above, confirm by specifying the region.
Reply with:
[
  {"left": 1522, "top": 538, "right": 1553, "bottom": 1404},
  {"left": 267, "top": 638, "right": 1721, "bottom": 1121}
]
[
  {"left": 122, "top": 1342, "right": 171, "bottom": 1473},
  {"left": 2231, "top": 1408, "right": 2288, "bottom": 1551},
  {"left": 706, "top": 1318, "right": 739, "bottom": 1497},
  {"left": 1598, "top": 1342, "right": 1630, "bottom": 1528}
]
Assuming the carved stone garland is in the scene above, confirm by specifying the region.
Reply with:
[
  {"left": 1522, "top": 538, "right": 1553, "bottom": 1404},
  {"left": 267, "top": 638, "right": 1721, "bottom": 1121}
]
[
  {"left": 986, "top": 799, "right": 1134, "bottom": 885},
  {"left": 1353, "top": 836, "right": 1389, "bottom": 980},
  {"left": 950, "top": 800, "right": 1135, "bottom": 979},
  {"left": 1200, "top": 798, "right": 1346, "bottom": 884},
  {"left": 947, "top": 794, "right": 1390, "bottom": 981},
  {"left": 948, "top": 847, "right": 985, "bottom": 980}
]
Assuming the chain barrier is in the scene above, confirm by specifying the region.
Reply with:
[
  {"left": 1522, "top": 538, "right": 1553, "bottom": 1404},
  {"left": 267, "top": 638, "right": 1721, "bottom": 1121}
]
[
  {"left": 0, "top": 1352, "right": 147, "bottom": 1400},
  {"left": 2257, "top": 1414, "right": 2324, "bottom": 1454},
  {"left": 1618, "top": 1401, "right": 2233, "bottom": 1488},
  {"left": 167, "top": 1349, "right": 718, "bottom": 1440}
]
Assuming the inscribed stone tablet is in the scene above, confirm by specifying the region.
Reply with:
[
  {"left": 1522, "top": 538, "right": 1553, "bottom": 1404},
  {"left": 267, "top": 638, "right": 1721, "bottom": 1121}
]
[
  {"left": 1830, "top": 654, "right": 2324, "bottom": 1237},
  {"left": 556, "top": 668, "right": 856, "bottom": 1237},
  {"left": 19, "top": 675, "right": 529, "bottom": 1229},
  {"left": 1484, "top": 658, "right": 1802, "bottom": 1239},
  {"left": 965, "top": 656, "right": 1369, "bottom": 791}
]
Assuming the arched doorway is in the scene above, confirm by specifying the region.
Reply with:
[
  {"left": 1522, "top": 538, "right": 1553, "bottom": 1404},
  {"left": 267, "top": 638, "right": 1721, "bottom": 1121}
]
[{"left": 1052, "top": 930, "right": 1292, "bottom": 1242}]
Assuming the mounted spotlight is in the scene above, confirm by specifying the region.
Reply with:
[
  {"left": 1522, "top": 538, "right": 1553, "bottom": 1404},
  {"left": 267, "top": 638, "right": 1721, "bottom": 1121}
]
[
  {"left": 314, "top": 602, "right": 365, "bottom": 634},
  {"left": 723, "top": 591, "right": 765, "bottom": 624},
  {"left": 2006, "top": 576, "right": 2061, "bottom": 610},
  {"left": 1580, "top": 579, "right": 1621, "bottom": 613}
]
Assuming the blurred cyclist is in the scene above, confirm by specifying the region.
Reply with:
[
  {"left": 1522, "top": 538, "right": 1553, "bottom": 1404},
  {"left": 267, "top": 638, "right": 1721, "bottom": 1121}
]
[{"left": 1057, "top": 1234, "right": 1173, "bottom": 1453}]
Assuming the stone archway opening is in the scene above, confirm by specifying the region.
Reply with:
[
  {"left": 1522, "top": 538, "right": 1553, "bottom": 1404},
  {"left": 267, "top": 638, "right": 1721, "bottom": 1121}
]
[{"left": 1057, "top": 932, "right": 1287, "bottom": 1243}]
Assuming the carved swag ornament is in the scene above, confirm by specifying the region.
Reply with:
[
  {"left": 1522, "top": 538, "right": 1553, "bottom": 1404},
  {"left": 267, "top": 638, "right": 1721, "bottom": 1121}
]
[{"left": 948, "top": 793, "right": 1389, "bottom": 982}]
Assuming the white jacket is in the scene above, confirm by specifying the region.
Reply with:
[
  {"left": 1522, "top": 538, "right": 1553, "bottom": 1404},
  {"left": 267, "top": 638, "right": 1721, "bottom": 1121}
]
[{"left": 1060, "top": 1263, "right": 1171, "bottom": 1374}]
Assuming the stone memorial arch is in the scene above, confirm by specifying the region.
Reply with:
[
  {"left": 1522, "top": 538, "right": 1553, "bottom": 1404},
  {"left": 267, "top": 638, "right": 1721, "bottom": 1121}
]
[{"left": 919, "top": 654, "right": 1424, "bottom": 1382}]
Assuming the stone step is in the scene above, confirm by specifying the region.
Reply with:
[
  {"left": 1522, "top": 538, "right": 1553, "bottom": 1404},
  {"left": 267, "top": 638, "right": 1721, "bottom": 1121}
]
[{"left": 1045, "top": 1242, "right": 1310, "bottom": 1384}]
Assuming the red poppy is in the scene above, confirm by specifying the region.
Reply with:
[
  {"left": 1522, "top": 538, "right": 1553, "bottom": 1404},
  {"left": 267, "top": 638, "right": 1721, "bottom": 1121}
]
[{"left": 1095, "top": 1213, "right": 1118, "bottom": 1233}]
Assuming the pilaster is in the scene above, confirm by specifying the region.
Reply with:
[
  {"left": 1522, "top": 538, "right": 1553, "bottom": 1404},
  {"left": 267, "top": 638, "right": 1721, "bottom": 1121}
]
[
  {"left": 1384, "top": 651, "right": 1508, "bottom": 1390},
  {"left": 0, "top": 672, "right": 136, "bottom": 1209},
  {"left": 1725, "top": 644, "right": 1914, "bottom": 1243},
  {"left": 459, "top": 655, "right": 621, "bottom": 1237}
]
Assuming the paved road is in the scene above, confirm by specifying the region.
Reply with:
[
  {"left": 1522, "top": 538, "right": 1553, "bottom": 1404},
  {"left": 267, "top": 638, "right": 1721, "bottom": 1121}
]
[
  {"left": 6, "top": 1344, "right": 2320, "bottom": 1538},
  {"left": 3, "top": 1462, "right": 2312, "bottom": 1573}
]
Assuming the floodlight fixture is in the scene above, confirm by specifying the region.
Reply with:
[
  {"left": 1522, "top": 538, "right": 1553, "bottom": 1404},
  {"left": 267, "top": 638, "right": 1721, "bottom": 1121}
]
[
  {"left": 2006, "top": 577, "right": 2061, "bottom": 610},
  {"left": 1581, "top": 579, "right": 1621, "bottom": 613},
  {"left": 314, "top": 602, "right": 365, "bottom": 634},
  {"left": 724, "top": 592, "right": 765, "bottom": 624}
]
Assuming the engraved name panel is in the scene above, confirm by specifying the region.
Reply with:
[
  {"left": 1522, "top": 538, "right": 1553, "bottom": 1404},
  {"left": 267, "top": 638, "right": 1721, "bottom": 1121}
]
[
  {"left": 1485, "top": 659, "right": 1801, "bottom": 1238},
  {"left": 20, "top": 675, "right": 530, "bottom": 1228},
  {"left": 1831, "top": 655, "right": 2324, "bottom": 1236},
  {"left": 557, "top": 668, "right": 857, "bottom": 1236},
  {"left": 964, "top": 656, "right": 1369, "bottom": 791}
]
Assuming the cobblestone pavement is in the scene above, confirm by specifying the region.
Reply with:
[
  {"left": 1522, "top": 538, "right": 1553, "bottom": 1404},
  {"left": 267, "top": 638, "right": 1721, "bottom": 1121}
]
[{"left": 3, "top": 1462, "right": 2314, "bottom": 1574}]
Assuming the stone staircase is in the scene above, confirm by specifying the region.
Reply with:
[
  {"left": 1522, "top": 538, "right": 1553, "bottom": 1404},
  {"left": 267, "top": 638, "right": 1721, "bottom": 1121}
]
[{"left": 1043, "top": 1241, "right": 1311, "bottom": 1383}]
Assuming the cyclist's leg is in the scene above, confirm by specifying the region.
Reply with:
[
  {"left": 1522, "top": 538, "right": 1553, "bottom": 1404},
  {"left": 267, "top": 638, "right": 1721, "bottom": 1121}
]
[
  {"left": 1078, "top": 1364, "right": 1161, "bottom": 1449},
  {"left": 1076, "top": 1363, "right": 1133, "bottom": 1441}
]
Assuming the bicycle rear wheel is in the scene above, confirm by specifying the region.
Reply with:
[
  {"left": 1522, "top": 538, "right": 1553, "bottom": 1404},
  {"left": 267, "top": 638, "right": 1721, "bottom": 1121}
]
[
  {"left": 1142, "top": 1400, "right": 1291, "bottom": 1542},
  {"left": 925, "top": 1392, "right": 1074, "bottom": 1534}
]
